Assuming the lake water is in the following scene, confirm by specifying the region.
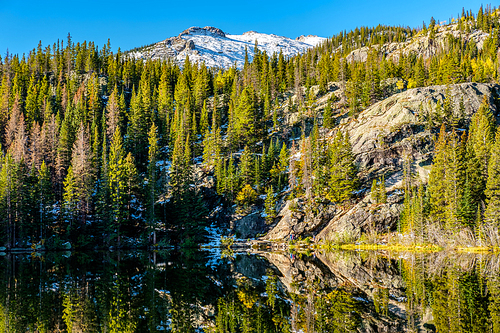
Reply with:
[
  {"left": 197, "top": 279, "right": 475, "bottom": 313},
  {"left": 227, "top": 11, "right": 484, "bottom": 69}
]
[{"left": 0, "top": 248, "right": 498, "bottom": 332}]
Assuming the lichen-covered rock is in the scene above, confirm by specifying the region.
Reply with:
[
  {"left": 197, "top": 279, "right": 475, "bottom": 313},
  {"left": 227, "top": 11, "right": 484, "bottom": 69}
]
[
  {"left": 265, "top": 82, "right": 500, "bottom": 241},
  {"left": 316, "top": 195, "right": 403, "bottom": 241},
  {"left": 263, "top": 199, "right": 337, "bottom": 240},
  {"left": 346, "top": 82, "right": 500, "bottom": 186},
  {"left": 231, "top": 207, "right": 267, "bottom": 239}
]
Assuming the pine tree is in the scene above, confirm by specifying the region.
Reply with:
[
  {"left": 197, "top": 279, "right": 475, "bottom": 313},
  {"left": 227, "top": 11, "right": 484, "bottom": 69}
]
[
  {"left": 0, "top": 154, "right": 16, "bottom": 248},
  {"left": 157, "top": 65, "right": 173, "bottom": 140},
  {"left": 226, "top": 156, "right": 237, "bottom": 200},
  {"left": 202, "top": 129, "right": 213, "bottom": 167},
  {"left": 199, "top": 100, "right": 209, "bottom": 137},
  {"left": 429, "top": 124, "right": 448, "bottom": 222},
  {"left": 37, "top": 161, "right": 53, "bottom": 241},
  {"left": 466, "top": 143, "right": 485, "bottom": 209},
  {"left": 323, "top": 102, "right": 335, "bottom": 129},
  {"left": 326, "top": 131, "right": 358, "bottom": 203},
  {"left": 29, "top": 123, "right": 43, "bottom": 171},
  {"left": 442, "top": 86, "right": 453, "bottom": 120},
  {"left": 484, "top": 128, "right": 500, "bottom": 237},
  {"left": 253, "top": 155, "right": 262, "bottom": 191},
  {"left": 63, "top": 166, "right": 78, "bottom": 231},
  {"left": 234, "top": 87, "right": 259, "bottom": 146},
  {"left": 264, "top": 186, "right": 277, "bottom": 224},
  {"left": 371, "top": 179, "right": 379, "bottom": 203},
  {"left": 72, "top": 125, "right": 94, "bottom": 212},
  {"left": 277, "top": 142, "right": 289, "bottom": 190},
  {"left": 443, "top": 130, "right": 466, "bottom": 230},
  {"left": 434, "top": 99, "right": 443, "bottom": 123},
  {"left": 379, "top": 176, "right": 387, "bottom": 204},
  {"left": 458, "top": 176, "right": 476, "bottom": 227},
  {"left": 127, "top": 85, "right": 151, "bottom": 170},
  {"left": 4, "top": 95, "right": 21, "bottom": 151},
  {"left": 123, "top": 152, "right": 139, "bottom": 227},
  {"left": 476, "top": 203, "right": 485, "bottom": 245},
  {"left": 25, "top": 74, "right": 40, "bottom": 130},
  {"left": 56, "top": 116, "right": 73, "bottom": 196},
  {"left": 108, "top": 128, "right": 127, "bottom": 246},
  {"left": 174, "top": 72, "right": 192, "bottom": 113},
  {"left": 147, "top": 123, "right": 159, "bottom": 244},
  {"left": 170, "top": 129, "right": 191, "bottom": 202},
  {"left": 106, "top": 85, "right": 121, "bottom": 143},
  {"left": 468, "top": 96, "right": 495, "bottom": 179},
  {"left": 239, "top": 146, "right": 253, "bottom": 187},
  {"left": 400, "top": 153, "right": 419, "bottom": 235}
]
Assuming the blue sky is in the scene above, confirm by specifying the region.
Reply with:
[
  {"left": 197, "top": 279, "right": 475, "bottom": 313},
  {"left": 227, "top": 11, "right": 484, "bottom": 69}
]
[{"left": 0, "top": 0, "right": 490, "bottom": 56}]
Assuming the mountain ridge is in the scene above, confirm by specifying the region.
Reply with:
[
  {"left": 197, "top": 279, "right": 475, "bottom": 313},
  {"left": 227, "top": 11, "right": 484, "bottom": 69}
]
[{"left": 127, "top": 26, "right": 325, "bottom": 69}]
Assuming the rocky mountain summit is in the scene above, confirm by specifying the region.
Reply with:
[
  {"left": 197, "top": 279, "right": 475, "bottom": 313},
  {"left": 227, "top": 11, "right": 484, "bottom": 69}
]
[{"left": 127, "top": 26, "right": 325, "bottom": 69}]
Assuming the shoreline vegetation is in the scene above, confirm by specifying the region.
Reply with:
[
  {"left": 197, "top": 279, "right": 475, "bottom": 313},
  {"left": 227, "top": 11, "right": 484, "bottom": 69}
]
[
  {"left": 213, "top": 234, "right": 500, "bottom": 254},
  {"left": 4, "top": 236, "right": 498, "bottom": 254},
  {"left": 260, "top": 233, "right": 500, "bottom": 253}
]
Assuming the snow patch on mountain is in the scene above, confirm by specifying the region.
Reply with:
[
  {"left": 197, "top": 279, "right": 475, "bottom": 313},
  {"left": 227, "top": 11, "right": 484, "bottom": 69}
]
[{"left": 127, "top": 26, "right": 326, "bottom": 69}]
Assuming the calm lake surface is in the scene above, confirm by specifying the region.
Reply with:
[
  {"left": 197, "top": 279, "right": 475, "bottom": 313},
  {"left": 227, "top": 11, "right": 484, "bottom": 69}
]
[{"left": 0, "top": 249, "right": 499, "bottom": 332}]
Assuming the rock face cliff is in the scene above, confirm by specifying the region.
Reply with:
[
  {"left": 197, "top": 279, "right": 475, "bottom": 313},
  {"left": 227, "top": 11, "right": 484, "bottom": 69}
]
[
  {"left": 346, "top": 82, "right": 500, "bottom": 186},
  {"left": 346, "top": 24, "right": 489, "bottom": 63},
  {"left": 264, "top": 82, "right": 500, "bottom": 241}
]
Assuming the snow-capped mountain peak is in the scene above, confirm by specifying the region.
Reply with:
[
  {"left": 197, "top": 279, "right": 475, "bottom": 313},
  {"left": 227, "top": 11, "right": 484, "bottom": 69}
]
[
  {"left": 179, "top": 26, "right": 226, "bottom": 38},
  {"left": 127, "top": 26, "right": 325, "bottom": 69}
]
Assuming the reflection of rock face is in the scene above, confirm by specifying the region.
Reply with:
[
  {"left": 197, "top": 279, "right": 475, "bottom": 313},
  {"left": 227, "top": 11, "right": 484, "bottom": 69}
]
[
  {"left": 241, "top": 250, "right": 500, "bottom": 333},
  {"left": 233, "top": 254, "right": 270, "bottom": 283},
  {"left": 257, "top": 251, "right": 404, "bottom": 296},
  {"left": 254, "top": 251, "right": 340, "bottom": 293},
  {"left": 248, "top": 250, "right": 407, "bottom": 331}
]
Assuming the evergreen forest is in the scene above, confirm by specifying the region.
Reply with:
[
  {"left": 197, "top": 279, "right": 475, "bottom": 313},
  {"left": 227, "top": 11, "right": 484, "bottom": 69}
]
[{"left": 1, "top": 5, "right": 500, "bottom": 249}]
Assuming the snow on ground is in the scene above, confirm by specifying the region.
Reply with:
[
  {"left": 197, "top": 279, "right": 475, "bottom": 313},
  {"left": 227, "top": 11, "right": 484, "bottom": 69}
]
[
  {"left": 128, "top": 26, "right": 326, "bottom": 69},
  {"left": 202, "top": 223, "right": 225, "bottom": 268}
]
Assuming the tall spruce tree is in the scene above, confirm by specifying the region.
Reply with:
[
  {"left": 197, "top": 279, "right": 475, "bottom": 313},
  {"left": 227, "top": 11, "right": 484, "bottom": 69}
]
[
  {"left": 484, "top": 128, "right": 500, "bottom": 237},
  {"left": 264, "top": 186, "right": 277, "bottom": 224},
  {"left": 108, "top": 128, "right": 127, "bottom": 247},
  {"left": 468, "top": 96, "right": 495, "bottom": 179},
  {"left": 429, "top": 124, "right": 448, "bottom": 222},
  {"left": 239, "top": 146, "right": 253, "bottom": 187},
  {"left": 326, "top": 131, "right": 358, "bottom": 203},
  {"left": 147, "top": 123, "right": 159, "bottom": 244},
  {"left": 443, "top": 130, "right": 466, "bottom": 230}
]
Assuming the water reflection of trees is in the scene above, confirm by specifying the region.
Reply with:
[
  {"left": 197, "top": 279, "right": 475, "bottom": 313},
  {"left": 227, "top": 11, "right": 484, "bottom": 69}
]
[
  {"left": 213, "top": 272, "right": 361, "bottom": 333},
  {"left": 1, "top": 251, "right": 500, "bottom": 332},
  {"left": 248, "top": 251, "right": 500, "bottom": 333},
  {"left": 398, "top": 252, "right": 500, "bottom": 333},
  {"left": 0, "top": 251, "right": 228, "bottom": 332}
]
